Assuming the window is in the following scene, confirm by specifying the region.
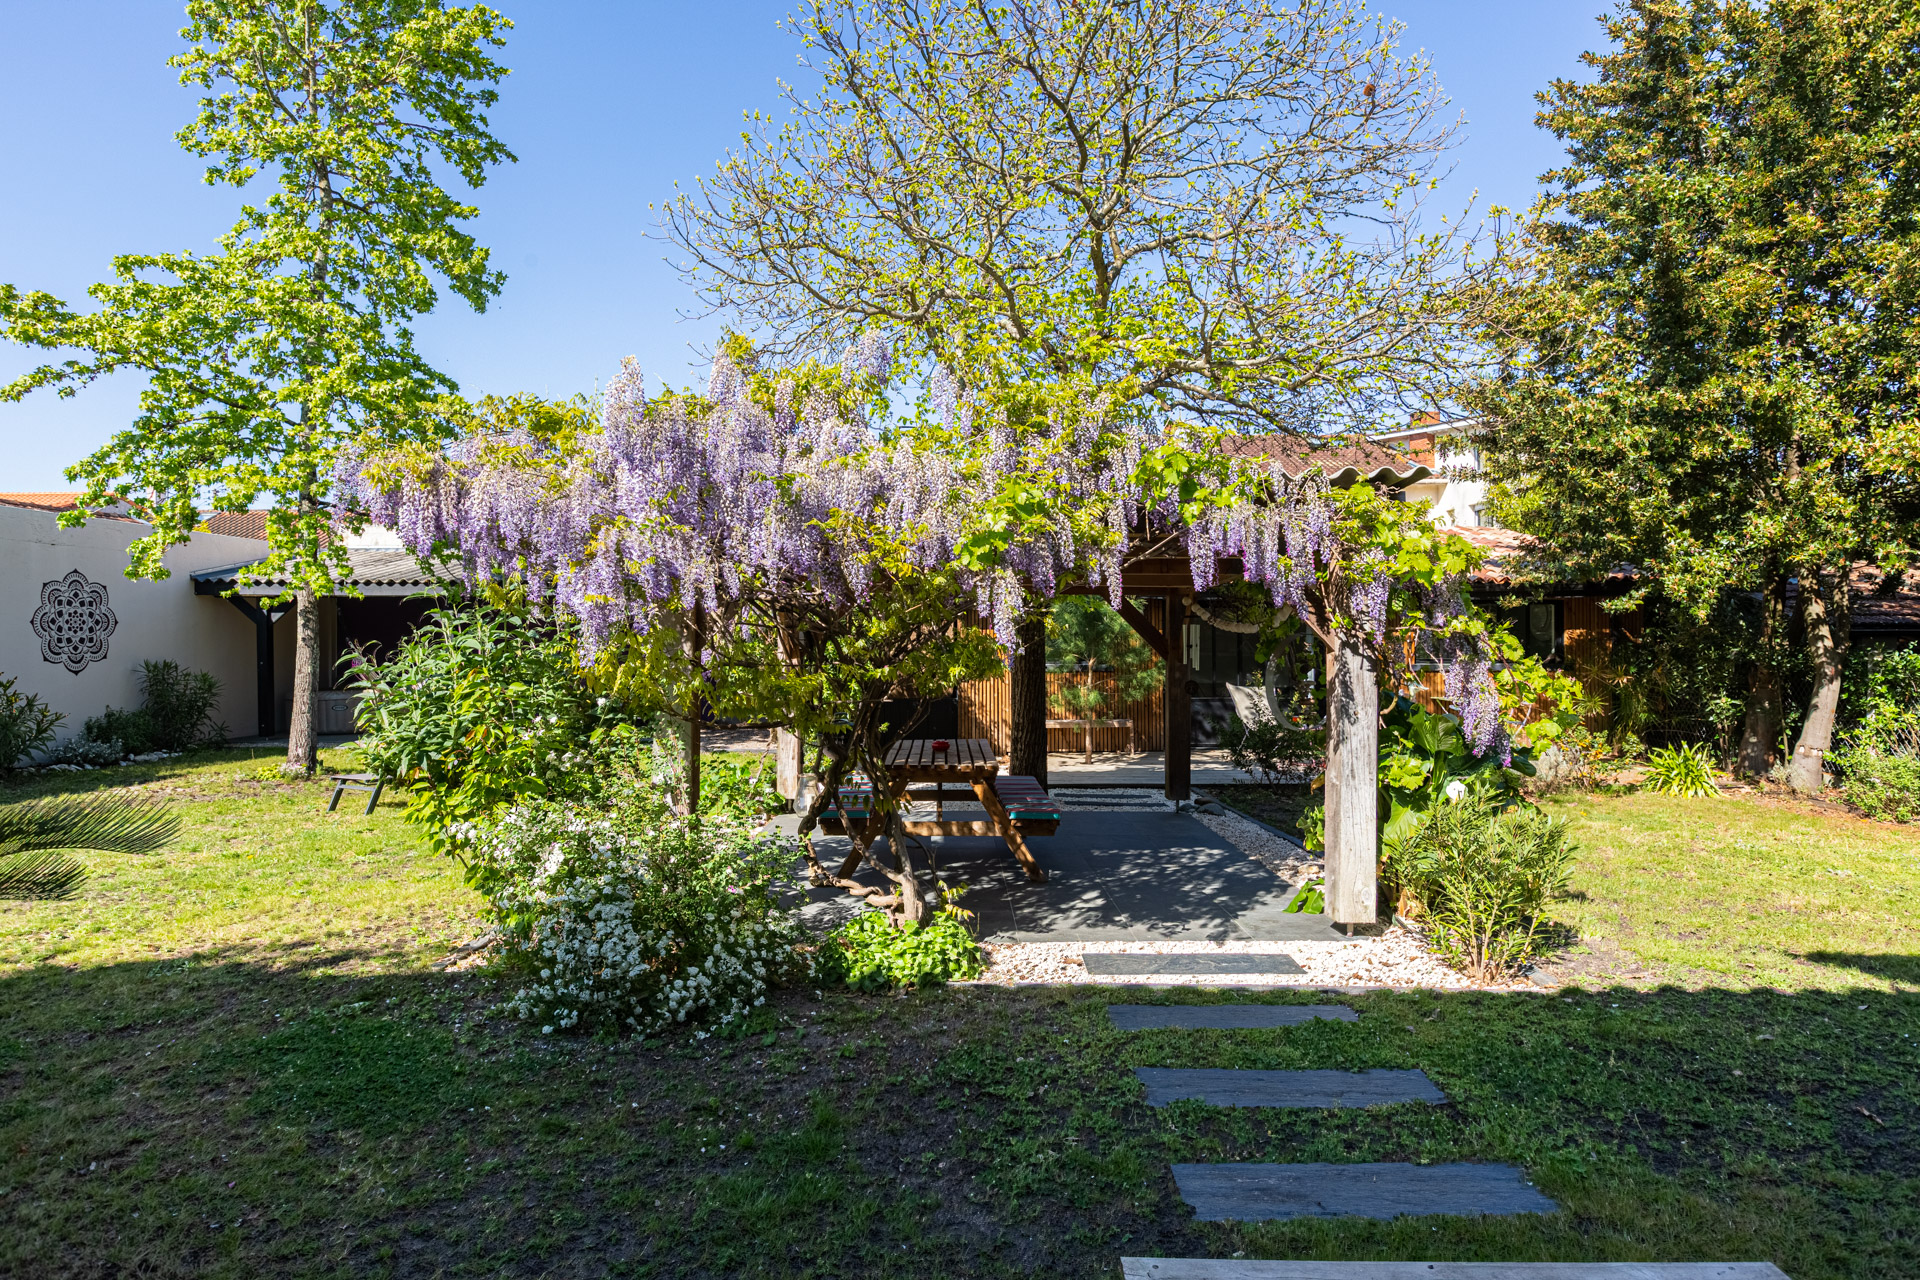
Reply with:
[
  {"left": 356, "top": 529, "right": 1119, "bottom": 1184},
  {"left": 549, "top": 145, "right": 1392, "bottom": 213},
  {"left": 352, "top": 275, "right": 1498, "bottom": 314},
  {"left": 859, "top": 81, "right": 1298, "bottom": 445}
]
[{"left": 1524, "top": 601, "right": 1562, "bottom": 663}]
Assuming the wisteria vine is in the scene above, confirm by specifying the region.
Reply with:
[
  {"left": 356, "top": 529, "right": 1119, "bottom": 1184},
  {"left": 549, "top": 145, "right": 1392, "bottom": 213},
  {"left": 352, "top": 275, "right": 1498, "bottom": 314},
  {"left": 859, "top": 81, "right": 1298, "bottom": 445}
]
[{"left": 338, "top": 341, "right": 1511, "bottom": 761}]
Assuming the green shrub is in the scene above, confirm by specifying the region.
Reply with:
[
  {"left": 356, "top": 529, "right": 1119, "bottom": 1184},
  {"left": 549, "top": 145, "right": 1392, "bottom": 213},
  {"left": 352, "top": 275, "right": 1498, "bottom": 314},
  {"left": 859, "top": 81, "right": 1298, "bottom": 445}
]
[
  {"left": 0, "top": 674, "right": 63, "bottom": 774},
  {"left": 816, "top": 900, "right": 983, "bottom": 991},
  {"left": 1224, "top": 714, "right": 1325, "bottom": 786},
  {"left": 1828, "top": 744, "right": 1920, "bottom": 822},
  {"left": 45, "top": 736, "right": 126, "bottom": 768},
  {"left": 470, "top": 789, "right": 809, "bottom": 1035},
  {"left": 351, "top": 606, "right": 643, "bottom": 853},
  {"left": 1383, "top": 794, "right": 1575, "bottom": 980},
  {"left": 1643, "top": 741, "right": 1719, "bottom": 797},
  {"left": 81, "top": 660, "right": 224, "bottom": 757}
]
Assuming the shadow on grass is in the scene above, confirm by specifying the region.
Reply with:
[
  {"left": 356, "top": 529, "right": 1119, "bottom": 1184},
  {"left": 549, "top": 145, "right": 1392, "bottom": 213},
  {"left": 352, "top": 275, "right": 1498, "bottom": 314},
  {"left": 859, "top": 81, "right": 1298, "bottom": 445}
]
[
  {"left": 2, "top": 954, "right": 1917, "bottom": 1279},
  {"left": 1802, "top": 951, "right": 1920, "bottom": 987}
]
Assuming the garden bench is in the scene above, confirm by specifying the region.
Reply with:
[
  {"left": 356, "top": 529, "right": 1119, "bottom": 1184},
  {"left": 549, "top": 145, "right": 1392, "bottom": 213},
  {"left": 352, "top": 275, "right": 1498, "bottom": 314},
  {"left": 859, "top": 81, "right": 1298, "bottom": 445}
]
[
  {"left": 325, "top": 772, "right": 386, "bottom": 815},
  {"left": 1045, "top": 716, "right": 1136, "bottom": 761}
]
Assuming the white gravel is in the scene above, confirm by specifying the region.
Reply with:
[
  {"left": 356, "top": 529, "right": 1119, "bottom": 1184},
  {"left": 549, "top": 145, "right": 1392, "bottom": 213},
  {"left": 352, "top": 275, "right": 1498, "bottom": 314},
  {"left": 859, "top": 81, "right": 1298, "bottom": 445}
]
[{"left": 970, "top": 931, "right": 1536, "bottom": 992}]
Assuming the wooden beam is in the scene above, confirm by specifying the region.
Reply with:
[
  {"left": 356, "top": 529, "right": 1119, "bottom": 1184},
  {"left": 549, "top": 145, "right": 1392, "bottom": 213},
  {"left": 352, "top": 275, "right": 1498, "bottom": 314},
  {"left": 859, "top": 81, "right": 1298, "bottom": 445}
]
[
  {"left": 1116, "top": 598, "right": 1169, "bottom": 659},
  {"left": 1164, "top": 594, "right": 1192, "bottom": 803},
  {"left": 1323, "top": 629, "right": 1379, "bottom": 927}
]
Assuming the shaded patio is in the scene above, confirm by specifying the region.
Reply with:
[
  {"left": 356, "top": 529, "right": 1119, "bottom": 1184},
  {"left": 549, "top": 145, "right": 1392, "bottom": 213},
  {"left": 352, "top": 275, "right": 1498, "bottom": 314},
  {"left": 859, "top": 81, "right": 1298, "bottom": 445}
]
[{"left": 788, "top": 793, "right": 1341, "bottom": 944}]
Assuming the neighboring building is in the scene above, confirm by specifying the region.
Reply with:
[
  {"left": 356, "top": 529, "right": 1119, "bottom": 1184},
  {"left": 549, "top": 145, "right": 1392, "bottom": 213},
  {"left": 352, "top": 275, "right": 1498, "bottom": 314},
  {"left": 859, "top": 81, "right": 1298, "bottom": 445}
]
[
  {"left": 0, "top": 495, "right": 268, "bottom": 747},
  {"left": 1373, "top": 414, "right": 1492, "bottom": 528},
  {"left": 189, "top": 524, "right": 441, "bottom": 736},
  {"left": 2, "top": 494, "right": 444, "bottom": 745}
]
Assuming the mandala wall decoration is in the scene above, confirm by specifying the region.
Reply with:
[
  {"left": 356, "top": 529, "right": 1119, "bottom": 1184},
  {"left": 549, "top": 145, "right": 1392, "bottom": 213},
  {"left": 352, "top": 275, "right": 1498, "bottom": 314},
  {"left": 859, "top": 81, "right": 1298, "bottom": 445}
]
[{"left": 31, "top": 569, "right": 118, "bottom": 675}]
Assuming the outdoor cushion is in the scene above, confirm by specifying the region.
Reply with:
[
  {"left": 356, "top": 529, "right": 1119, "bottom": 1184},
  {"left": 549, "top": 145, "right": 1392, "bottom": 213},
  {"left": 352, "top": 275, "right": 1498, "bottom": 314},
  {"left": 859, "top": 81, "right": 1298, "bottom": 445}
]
[
  {"left": 994, "top": 775, "right": 1061, "bottom": 820},
  {"left": 834, "top": 781, "right": 877, "bottom": 817}
]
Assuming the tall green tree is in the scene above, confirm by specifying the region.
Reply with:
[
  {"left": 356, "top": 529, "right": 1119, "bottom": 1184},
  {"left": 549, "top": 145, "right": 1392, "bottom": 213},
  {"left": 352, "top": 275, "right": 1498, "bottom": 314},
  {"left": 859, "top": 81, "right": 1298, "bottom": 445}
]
[
  {"left": 0, "top": 0, "right": 514, "bottom": 772},
  {"left": 665, "top": 0, "right": 1476, "bottom": 778},
  {"left": 1463, "top": 0, "right": 1920, "bottom": 789}
]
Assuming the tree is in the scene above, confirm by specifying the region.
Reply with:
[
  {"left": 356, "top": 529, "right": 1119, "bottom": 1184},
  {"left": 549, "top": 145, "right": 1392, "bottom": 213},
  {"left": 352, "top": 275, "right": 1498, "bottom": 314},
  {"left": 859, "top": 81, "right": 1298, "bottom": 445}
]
[
  {"left": 344, "top": 346, "right": 1008, "bottom": 923},
  {"left": 1047, "top": 596, "right": 1161, "bottom": 722},
  {"left": 1462, "top": 0, "right": 1920, "bottom": 788},
  {"left": 666, "top": 0, "right": 1470, "bottom": 433},
  {"left": 0, "top": 0, "right": 515, "bottom": 773}
]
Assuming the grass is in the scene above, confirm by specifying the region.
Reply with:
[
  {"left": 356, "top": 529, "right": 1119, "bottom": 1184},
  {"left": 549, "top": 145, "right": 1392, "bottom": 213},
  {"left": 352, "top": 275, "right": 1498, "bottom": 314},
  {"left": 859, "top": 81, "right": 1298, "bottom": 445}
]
[
  {"left": 1542, "top": 788, "right": 1920, "bottom": 991},
  {"left": 2, "top": 755, "right": 1917, "bottom": 1278}
]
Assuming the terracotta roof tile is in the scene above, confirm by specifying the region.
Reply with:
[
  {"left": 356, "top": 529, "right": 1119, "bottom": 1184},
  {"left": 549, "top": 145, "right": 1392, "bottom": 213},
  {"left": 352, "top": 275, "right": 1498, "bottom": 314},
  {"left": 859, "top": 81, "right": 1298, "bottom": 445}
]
[
  {"left": 199, "top": 511, "right": 270, "bottom": 541},
  {"left": 1220, "top": 434, "right": 1428, "bottom": 485},
  {"left": 1850, "top": 565, "right": 1920, "bottom": 635},
  {"left": 0, "top": 491, "right": 86, "bottom": 512}
]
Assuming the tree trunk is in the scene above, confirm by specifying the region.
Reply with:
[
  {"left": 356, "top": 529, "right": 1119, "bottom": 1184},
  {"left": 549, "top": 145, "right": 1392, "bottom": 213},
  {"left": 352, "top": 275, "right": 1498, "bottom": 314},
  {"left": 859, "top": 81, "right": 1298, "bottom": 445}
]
[
  {"left": 1788, "top": 566, "right": 1849, "bottom": 792},
  {"left": 684, "top": 603, "right": 705, "bottom": 815},
  {"left": 1323, "top": 628, "right": 1379, "bottom": 928},
  {"left": 683, "top": 710, "right": 702, "bottom": 818},
  {"left": 1008, "top": 610, "right": 1048, "bottom": 785},
  {"left": 1163, "top": 593, "right": 1192, "bottom": 802},
  {"left": 1737, "top": 575, "right": 1786, "bottom": 777},
  {"left": 286, "top": 587, "right": 320, "bottom": 775}
]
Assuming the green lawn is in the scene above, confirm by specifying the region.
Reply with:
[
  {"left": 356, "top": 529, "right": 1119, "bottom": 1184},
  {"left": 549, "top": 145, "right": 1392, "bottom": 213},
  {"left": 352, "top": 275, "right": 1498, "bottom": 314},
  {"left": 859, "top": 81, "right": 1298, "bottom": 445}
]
[{"left": 2, "top": 755, "right": 1916, "bottom": 1278}]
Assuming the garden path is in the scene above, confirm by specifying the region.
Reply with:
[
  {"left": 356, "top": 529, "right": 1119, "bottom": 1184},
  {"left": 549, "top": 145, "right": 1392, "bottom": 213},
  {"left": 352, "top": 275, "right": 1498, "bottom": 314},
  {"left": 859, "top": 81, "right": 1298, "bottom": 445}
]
[
  {"left": 1114, "top": 1005, "right": 1787, "bottom": 1278},
  {"left": 793, "top": 801, "right": 1342, "bottom": 944}
]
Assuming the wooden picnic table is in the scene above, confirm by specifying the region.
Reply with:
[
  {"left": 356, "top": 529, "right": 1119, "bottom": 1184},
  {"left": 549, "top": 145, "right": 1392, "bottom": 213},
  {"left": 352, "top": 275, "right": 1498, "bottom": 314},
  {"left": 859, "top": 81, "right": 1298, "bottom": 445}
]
[{"left": 829, "top": 737, "right": 1053, "bottom": 883}]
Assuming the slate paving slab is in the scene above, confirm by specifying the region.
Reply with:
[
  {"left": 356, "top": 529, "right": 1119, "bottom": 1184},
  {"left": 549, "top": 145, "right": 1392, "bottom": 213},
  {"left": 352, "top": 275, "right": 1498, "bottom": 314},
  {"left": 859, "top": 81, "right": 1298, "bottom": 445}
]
[
  {"left": 1136, "top": 1067, "right": 1446, "bottom": 1109},
  {"left": 1120, "top": 1263, "right": 1790, "bottom": 1279},
  {"left": 1084, "top": 952, "right": 1304, "bottom": 976},
  {"left": 1170, "top": 1161, "right": 1558, "bottom": 1221},
  {"left": 794, "top": 809, "right": 1345, "bottom": 942},
  {"left": 1106, "top": 1004, "right": 1357, "bottom": 1030}
]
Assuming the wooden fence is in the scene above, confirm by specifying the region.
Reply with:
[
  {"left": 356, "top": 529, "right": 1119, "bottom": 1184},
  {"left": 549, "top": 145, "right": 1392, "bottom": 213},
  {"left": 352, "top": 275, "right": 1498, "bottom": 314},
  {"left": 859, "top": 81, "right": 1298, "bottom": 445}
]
[{"left": 959, "top": 670, "right": 1165, "bottom": 755}]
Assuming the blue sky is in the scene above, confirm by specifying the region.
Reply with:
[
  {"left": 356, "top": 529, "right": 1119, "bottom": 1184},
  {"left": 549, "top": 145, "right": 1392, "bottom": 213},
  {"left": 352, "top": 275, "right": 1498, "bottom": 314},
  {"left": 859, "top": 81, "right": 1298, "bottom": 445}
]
[{"left": 0, "top": 1, "right": 1606, "bottom": 492}]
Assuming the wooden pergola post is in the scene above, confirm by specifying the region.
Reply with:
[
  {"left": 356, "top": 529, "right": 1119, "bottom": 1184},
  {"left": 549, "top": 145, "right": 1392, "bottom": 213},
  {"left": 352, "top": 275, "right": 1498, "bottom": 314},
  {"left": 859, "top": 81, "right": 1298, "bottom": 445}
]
[
  {"left": 1323, "top": 627, "right": 1378, "bottom": 928},
  {"left": 1164, "top": 593, "right": 1192, "bottom": 803}
]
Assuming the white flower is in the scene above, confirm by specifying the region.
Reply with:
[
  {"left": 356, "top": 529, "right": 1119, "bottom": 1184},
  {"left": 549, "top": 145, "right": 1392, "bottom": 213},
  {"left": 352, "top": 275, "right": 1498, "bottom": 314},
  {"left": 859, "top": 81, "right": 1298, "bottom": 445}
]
[{"left": 1444, "top": 778, "right": 1467, "bottom": 803}]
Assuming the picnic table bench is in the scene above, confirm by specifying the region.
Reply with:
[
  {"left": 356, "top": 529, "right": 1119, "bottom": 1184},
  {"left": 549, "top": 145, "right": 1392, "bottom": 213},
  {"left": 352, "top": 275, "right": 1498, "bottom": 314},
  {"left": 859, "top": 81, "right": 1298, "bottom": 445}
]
[
  {"left": 325, "top": 772, "right": 386, "bottom": 815},
  {"left": 817, "top": 737, "right": 1058, "bottom": 882}
]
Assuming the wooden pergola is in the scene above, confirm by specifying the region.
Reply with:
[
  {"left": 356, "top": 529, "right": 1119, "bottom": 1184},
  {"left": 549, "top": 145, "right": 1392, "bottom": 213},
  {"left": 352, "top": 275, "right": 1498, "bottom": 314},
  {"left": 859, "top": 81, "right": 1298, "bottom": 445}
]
[{"left": 1049, "top": 437, "right": 1432, "bottom": 931}]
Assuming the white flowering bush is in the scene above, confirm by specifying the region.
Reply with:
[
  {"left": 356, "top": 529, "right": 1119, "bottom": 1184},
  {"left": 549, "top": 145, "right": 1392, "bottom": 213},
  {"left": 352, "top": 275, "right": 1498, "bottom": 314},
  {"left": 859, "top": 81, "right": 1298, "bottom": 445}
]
[{"left": 466, "top": 797, "right": 809, "bottom": 1035}]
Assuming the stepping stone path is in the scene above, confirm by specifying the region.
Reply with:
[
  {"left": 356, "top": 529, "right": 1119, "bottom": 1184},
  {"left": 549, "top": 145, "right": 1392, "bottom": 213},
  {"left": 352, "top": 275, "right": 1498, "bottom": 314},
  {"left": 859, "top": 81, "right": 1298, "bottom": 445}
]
[
  {"left": 1108, "top": 1005, "right": 1357, "bottom": 1030},
  {"left": 1084, "top": 953, "right": 1304, "bottom": 977},
  {"left": 1120, "top": 1262, "right": 1791, "bottom": 1278},
  {"left": 1115, "top": 1004, "right": 1788, "bottom": 1277},
  {"left": 1172, "top": 1161, "right": 1557, "bottom": 1221},
  {"left": 1136, "top": 1068, "right": 1446, "bottom": 1110}
]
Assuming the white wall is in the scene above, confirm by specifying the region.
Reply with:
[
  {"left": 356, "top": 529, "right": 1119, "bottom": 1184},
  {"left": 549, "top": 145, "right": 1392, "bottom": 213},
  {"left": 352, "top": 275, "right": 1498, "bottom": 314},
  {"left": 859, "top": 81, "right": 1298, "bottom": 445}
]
[
  {"left": 1405, "top": 434, "right": 1490, "bottom": 527},
  {"left": 0, "top": 504, "right": 268, "bottom": 745}
]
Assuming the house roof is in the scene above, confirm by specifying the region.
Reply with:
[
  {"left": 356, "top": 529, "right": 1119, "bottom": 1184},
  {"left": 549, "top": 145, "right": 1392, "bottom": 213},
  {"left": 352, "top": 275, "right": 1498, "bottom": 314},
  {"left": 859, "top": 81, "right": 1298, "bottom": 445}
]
[
  {"left": 0, "top": 491, "right": 86, "bottom": 512},
  {"left": 0, "top": 491, "right": 139, "bottom": 521},
  {"left": 1437, "top": 524, "right": 1643, "bottom": 591},
  {"left": 1849, "top": 566, "right": 1920, "bottom": 637},
  {"left": 199, "top": 510, "right": 270, "bottom": 541},
  {"left": 1220, "top": 435, "right": 1430, "bottom": 487},
  {"left": 190, "top": 547, "right": 444, "bottom": 598},
  {"left": 1372, "top": 416, "right": 1478, "bottom": 443}
]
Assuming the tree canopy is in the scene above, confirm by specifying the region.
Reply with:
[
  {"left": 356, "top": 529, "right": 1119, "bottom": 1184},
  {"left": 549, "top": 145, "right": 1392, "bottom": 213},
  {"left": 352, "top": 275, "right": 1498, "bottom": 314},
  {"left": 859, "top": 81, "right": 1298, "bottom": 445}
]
[
  {"left": 1462, "top": 0, "right": 1920, "bottom": 784},
  {"left": 0, "top": 0, "right": 515, "bottom": 768},
  {"left": 664, "top": 0, "right": 1473, "bottom": 434}
]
